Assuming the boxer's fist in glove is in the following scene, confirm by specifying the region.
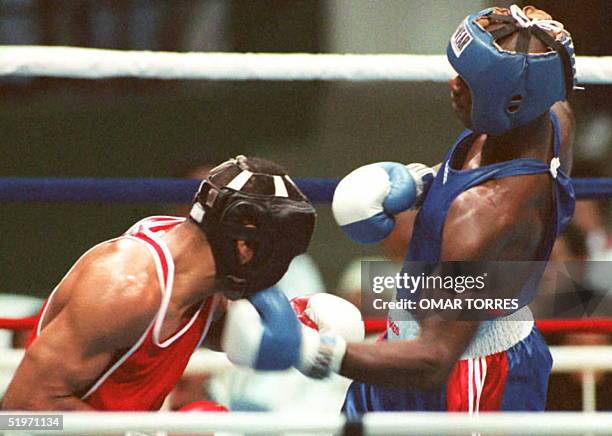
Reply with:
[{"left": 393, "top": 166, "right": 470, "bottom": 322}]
[
  {"left": 332, "top": 162, "right": 436, "bottom": 244},
  {"left": 221, "top": 287, "right": 301, "bottom": 371},
  {"left": 290, "top": 294, "right": 364, "bottom": 379},
  {"left": 291, "top": 294, "right": 364, "bottom": 342}
]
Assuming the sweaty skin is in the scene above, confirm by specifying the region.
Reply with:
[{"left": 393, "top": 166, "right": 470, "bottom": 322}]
[
  {"left": 341, "top": 8, "right": 575, "bottom": 387},
  {"left": 340, "top": 8, "right": 575, "bottom": 389},
  {"left": 341, "top": 97, "right": 574, "bottom": 390},
  {"left": 1, "top": 221, "right": 236, "bottom": 411}
]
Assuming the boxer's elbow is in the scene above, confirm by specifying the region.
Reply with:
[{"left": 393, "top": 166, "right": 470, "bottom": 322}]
[
  {"left": 3, "top": 349, "right": 70, "bottom": 410},
  {"left": 418, "top": 368, "right": 452, "bottom": 391},
  {"left": 2, "top": 394, "right": 52, "bottom": 411},
  {"left": 406, "top": 345, "right": 454, "bottom": 391}
]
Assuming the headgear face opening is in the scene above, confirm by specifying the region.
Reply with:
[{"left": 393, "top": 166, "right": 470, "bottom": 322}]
[
  {"left": 189, "top": 156, "right": 316, "bottom": 299},
  {"left": 446, "top": 5, "right": 577, "bottom": 135}
]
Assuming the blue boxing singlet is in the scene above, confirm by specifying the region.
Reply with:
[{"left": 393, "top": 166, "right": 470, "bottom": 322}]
[
  {"left": 343, "top": 111, "right": 575, "bottom": 415},
  {"left": 387, "top": 110, "right": 575, "bottom": 356}
]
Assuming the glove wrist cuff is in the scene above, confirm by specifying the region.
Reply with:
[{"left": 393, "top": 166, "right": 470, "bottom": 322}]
[
  {"left": 405, "top": 163, "right": 436, "bottom": 209},
  {"left": 298, "top": 325, "right": 346, "bottom": 379}
]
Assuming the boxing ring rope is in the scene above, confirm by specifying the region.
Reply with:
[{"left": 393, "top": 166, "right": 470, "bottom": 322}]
[
  {"left": 1, "top": 344, "right": 610, "bottom": 374},
  {"left": 1, "top": 46, "right": 612, "bottom": 84},
  {"left": 1, "top": 341, "right": 610, "bottom": 412},
  {"left": 0, "top": 411, "right": 611, "bottom": 434},
  {"left": 1, "top": 177, "right": 611, "bottom": 202},
  {"left": 1, "top": 46, "right": 612, "bottom": 433},
  {"left": 5, "top": 316, "right": 612, "bottom": 334}
]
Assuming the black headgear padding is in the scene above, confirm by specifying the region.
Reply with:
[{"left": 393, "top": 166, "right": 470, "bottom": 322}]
[{"left": 189, "top": 156, "right": 316, "bottom": 298}]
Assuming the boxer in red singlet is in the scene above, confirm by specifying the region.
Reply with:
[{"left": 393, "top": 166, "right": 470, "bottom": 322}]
[{"left": 1, "top": 156, "right": 315, "bottom": 411}]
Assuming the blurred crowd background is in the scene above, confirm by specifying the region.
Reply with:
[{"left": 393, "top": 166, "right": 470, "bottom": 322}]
[{"left": 1, "top": 0, "right": 611, "bottom": 412}]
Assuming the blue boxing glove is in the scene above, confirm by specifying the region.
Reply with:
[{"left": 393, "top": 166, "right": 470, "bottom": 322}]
[
  {"left": 221, "top": 287, "right": 301, "bottom": 371},
  {"left": 332, "top": 162, "right": 436, "bottom": 244}
]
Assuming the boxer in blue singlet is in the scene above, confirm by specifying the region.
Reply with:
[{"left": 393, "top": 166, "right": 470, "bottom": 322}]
[
  {"left": 207, "top": 4, "right": 580, "bottom": 414},
  {"left": 329, "top": 4, "right": 578, "bottom": 414}
]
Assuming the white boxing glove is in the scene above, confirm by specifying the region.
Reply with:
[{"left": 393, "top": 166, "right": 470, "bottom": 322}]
[
  {"left": 222, "top": 287, "right": 302, "bottom": 371},
  {"left": 332, "top": 162, "right": 436, "bottom": 244},
  {"left": 290, "top": 294, "right": 365, "bottom": 379}
]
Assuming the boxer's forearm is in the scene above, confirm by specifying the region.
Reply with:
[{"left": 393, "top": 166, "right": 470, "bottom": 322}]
[
  {"left": 340, "top": 339, "right": 452, "bottom": 390},
  {"left": 1, "top": 389, "right": 94, "bottom": 411},
  {"left": 46, "top": 396, "right": 96, "bottom": 411},
  {"left": 340, "top": 320, "right": 478, "bottom": 390}
]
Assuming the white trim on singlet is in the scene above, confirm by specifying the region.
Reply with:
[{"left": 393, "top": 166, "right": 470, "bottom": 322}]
[
  {"left": 82, "top": 227, "right": 211, "bottom": 398},
  {"left": 195, "top": 293, "right": 219, "bottom": 349},
  {"left": 80, "top": 234, "right": 166, "bottom": 400},
  {"left": 468, "top": 358, "right": 474, "bottom": 415},
  {"left": 81, "top": 316, "right": 156, "bottom": 400},
  {"left": 125, "top": 215, "right": 185, "bottom": 235},
  {"left": 144, "top": 227, "right": 206, "bottom": 348},
  {"left": 38, "top": 216, "right": 212, "bottom": 401}
]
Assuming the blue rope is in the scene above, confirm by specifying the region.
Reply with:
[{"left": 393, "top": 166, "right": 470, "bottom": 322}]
[{"left": 0, "top": 177, "right": 609, "bottom": 203}]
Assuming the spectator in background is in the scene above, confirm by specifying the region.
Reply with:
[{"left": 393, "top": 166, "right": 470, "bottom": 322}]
[
  {"left": 570, "top": 161, "right": 612, "bottom": 295},
  {"left": 544, "top": 224, "right": 612, "bottom": 411},
  {"left": 0, "top": 294, "right": 42, "bottom": 401},
  {"left": 546, "top": 331, "right": 612, "bottom": 411},
  {"left": 535, "top": 224, "right": 607, "bottom": 319},
  {"left": 571, "top": 161, "right": 611, "bottom": 259}
]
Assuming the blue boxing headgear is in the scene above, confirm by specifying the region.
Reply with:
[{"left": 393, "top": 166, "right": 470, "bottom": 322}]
[{"left": 447, "top": 5, "right": 577, "bottom": 135}]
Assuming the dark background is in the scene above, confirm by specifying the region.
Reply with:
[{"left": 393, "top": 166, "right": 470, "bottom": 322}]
[{"left": 1, "top": 0, "right": 610, "bottom": 297}]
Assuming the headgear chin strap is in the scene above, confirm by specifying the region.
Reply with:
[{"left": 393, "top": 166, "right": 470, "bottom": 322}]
[
  {"left": 189, "top": 156, "right": 316, "bottom": 299},
  {"left": 447, "top": 4, "right": 578, "bottom": 135}
]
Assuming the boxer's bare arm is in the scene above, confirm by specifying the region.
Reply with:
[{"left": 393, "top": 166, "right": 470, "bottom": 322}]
[
  {"left": 341, "top": 192, "right": 531, "bottom": 390},
  {"left": 2, "top": 240, "right": 160, "bottom": 411}
]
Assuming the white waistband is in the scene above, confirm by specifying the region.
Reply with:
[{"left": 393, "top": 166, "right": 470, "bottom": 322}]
[{"left": 387, "top": 306, "right": 534, "bottom": 358}]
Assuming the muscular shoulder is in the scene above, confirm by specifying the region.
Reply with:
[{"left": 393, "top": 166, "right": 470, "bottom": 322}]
[
  {"left": 59, "top": 238, "right": 162, "bottom": 348},
  {"left": 441, "top": 181, "right": 533, "bottom": 260}
]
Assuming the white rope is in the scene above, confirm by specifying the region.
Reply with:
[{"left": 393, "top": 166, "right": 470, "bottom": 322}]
[
  {"left": 365, "top": 412, "right": 612, "bottom": 435},
  {"left": 1, "top": 45, "right": 612, "bottom": 84},
  {"left": 2, "top": 346, "right": 612, "bottom": 375},
  {"left": 2, "top": 411, "right": 612, "bottom": 435}
]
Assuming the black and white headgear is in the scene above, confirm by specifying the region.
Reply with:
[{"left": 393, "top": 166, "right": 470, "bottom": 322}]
[{"left": 189, "top": 155, "right": 316, "bottom": 298}]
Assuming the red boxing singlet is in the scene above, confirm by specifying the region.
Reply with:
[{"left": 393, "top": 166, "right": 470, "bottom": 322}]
[{"left": 31, "top": 216, "right": 217, "bottom": 411}]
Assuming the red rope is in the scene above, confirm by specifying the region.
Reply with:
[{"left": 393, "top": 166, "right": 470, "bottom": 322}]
[
  {"left": 0, "top": 316, "right": 38, "bottom": 330},
  {"left": 536, "top": 319, "right": 612, "bottom": 334},
  {"left": 1, "top": 316, "right": 612, "bottom": 334},
  {"left": 364, "top": 318, "right": 612, "bottom": 335}
]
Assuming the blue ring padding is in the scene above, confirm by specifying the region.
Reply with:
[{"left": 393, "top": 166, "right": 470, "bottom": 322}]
[
  {"left": 0, "top": 177, "right": 609, "bottom": 203},
  {"left": 572, "top": 178, "right": 612, "bottom": 199}
]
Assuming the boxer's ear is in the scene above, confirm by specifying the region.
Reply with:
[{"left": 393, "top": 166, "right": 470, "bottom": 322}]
[
  {"left": 236, "top": 223, "right": 257, "bottom": 264},
  {"left": 236, "top": 240, "right": 254, "bottom": 265}
]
